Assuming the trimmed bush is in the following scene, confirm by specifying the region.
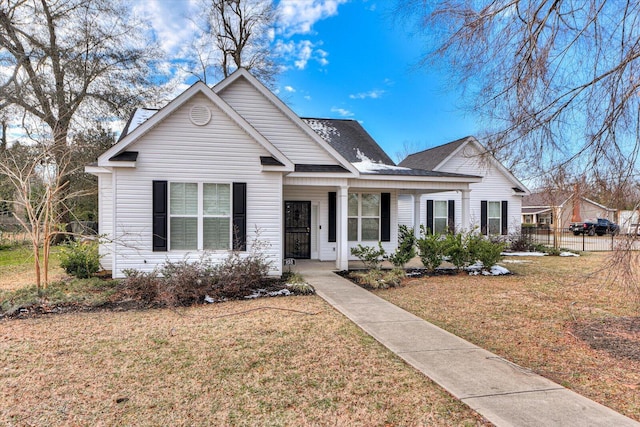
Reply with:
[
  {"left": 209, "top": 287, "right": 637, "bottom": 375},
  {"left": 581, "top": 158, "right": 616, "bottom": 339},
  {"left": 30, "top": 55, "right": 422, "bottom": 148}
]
[
  {"left": 472, "top": 238, "right": 505, "bottom": 271},
  {"left": 416, "top": 225, "right": 446, "bottom": 272}
]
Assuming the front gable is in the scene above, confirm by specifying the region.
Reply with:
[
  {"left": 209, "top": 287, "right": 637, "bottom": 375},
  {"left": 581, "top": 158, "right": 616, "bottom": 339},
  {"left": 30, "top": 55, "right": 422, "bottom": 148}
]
[
  {"left": 214, "top": 69, "right": 358, "bottom": 175},
  {"left": 97, "top": 81, "right": 293, "bottom": 172},
  {"left": 435, "top": 138, "right": 529, "bottom": 195}
]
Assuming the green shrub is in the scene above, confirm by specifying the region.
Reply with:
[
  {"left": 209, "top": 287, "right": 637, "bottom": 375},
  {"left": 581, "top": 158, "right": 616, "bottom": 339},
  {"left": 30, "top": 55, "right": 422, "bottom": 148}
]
[
  {"left": 442, "top": 232, "right": 473, "bottom": 271},
  {"left": 416, "top": 225, "right": 445, "bottom": 272},
  {"left": 350, "top": 242, "right": 386, "bottom": 270},
  {"left": 59, "top": 240, "right": 101, "bottom": 279},
  {"left": 388, "top": 225, "right": 416, "bottom": 268},
  {"left": 473, "top": 238, "right": 505, "bottom": 271}
]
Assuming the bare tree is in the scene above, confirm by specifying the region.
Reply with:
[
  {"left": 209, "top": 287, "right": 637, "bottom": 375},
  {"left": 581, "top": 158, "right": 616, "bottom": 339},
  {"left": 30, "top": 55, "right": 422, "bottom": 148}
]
[
  {"left": 0, "top": 144, "right": 91, "bottom": 291},
  {"left": 0, "top": 0, "right": 164, "bottom": 173},
  {"left": 400, "top": 0, "right": 640, "bottom": 181},
  {"left": 191, "top": 0, "right": 278, "bottom": 86}
]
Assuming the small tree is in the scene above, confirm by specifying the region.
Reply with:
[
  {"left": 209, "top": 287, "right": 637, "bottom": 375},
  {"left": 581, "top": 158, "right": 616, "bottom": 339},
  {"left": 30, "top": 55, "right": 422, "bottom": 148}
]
[{"left": 0, "top": 145, "right": 90, "bottom": 292}]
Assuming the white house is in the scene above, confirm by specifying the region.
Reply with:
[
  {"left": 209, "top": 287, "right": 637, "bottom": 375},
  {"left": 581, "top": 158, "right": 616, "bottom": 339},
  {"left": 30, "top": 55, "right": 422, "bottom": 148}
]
[
  {"left": 87, "top": 68, "right": 486, "bottom": 278},
  {"left": 398, "top": 137, "right": 529, "bottom": 235}
]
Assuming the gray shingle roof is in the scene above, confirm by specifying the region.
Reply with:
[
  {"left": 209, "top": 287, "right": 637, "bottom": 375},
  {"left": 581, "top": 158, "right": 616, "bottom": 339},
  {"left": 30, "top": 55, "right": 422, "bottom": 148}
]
[
  {"left": 302, "top": 118, "right": 395, "bottom": 165},
  {"left": 398, "top": 136, "right": 471, "bottom": 170}
]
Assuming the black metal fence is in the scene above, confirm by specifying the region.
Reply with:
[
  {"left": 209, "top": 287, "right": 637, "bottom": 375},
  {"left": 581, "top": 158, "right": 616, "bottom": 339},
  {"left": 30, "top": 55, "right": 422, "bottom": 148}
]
[{"left": 521, "top": 227, "right": 640, "bottom": 252}]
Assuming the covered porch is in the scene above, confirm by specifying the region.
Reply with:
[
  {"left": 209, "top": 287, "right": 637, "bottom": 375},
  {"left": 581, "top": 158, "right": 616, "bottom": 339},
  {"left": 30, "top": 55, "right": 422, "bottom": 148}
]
[{"left": 283, "top": 173, "right": 480, "bottom": 271}]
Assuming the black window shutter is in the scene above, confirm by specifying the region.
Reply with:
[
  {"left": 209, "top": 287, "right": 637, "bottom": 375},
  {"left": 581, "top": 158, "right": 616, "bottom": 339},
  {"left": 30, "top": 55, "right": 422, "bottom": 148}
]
[
  {"left": 481, "top": 200, "right": 488, "bottom": 235},
  {"left": 426, "top": 200, "right": 434, "bottom": 235},
  {"left": 233, "top": 182, "right": 247, "bottom": 251},
  {"left": 501, "top": 200, "right": 508, "bottom": 235},
  {"left": 381, "top": 193, "right": 391, "bottom": 242},
  {"left": 152, "top": 180, "right": 168, "bottom": 252},
  {"left": 328, "top": 192, "right": 336, "bottom": 242},
  {"left": 448, "top": 200, "right": 455, "bottom": 233}
]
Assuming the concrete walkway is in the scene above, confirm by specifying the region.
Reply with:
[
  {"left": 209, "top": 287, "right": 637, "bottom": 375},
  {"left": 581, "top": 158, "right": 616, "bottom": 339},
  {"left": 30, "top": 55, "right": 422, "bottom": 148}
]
[{"left": 295, "top": 260, "right": 639, "bottom": 427}]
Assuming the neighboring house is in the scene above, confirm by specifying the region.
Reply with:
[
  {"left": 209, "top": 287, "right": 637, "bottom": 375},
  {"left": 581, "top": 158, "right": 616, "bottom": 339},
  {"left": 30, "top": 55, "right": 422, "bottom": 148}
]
[
  {"left": 87, "top": 68, "right": 484, "bottom": 278},
  {"left": 398, "top": 137, "right": 529, "bottom": 235},
  {"left": 522, "top": 191, "right": 616, "bottom": 229}
]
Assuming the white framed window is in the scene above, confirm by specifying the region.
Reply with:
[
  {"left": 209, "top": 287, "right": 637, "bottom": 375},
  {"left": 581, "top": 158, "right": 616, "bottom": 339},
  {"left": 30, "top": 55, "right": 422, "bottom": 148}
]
[
  {"left": 169, "top": 182, "right": 231, "bottom": 250},
  {"left": 434, "top": 201, "right": 449, "bottom": 234},
  {"left": 488, "top": 201, "right": 501, "bottom": 235},
  {"left": 348, "top": 193, "right": 380, "bottom": 241}
]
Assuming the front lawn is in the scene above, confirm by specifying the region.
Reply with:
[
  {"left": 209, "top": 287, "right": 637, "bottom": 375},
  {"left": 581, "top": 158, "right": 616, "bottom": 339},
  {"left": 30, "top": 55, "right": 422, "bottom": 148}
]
[
  {"left": 374, "top": 252, "right": 640, "bottom": 421},
  {"left": 0, "top": 297, "right": 488, "bottom": 426}
]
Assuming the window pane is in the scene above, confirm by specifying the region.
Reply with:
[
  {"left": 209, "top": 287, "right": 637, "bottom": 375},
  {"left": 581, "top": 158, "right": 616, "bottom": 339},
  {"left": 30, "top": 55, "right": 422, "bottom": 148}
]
[
  {"left": 348, "top": 193, "right": 359, "bottom": 216},
  {"left": 348, "top": 218, "right": 358, "bottom": 241},
  {"left": 170, "top": 183, "right": 197, "bottom": 215},
  {"left": 434, "top": 218, "right": 448, "bottom": 234},
  {"left": 361, "top": 218, "right": 379, "bottom": 240},
  {"left": 204, "top": 217, "right": 230, "bottom": 250},
  {"left": 434, "top": 200, "right": 448, "bottom": 217},
  {"left": 170, "top": 217, "right": 197, "bottom": 250},
  {"left": 488, "top": 218, "right": 501, "bottom": 235},
  {"left": 361, "top": 194, "right": 380, "bottom": 217},
  {"left": 204, "top": 183, "right": 230, "bottom": 215},
  {"left": 488, "top": 201, "right": 501, "bottom": 217}
]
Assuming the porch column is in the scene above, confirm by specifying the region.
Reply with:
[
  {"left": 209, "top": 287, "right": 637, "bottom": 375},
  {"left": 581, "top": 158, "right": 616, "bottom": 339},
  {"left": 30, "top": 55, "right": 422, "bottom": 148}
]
[
  {"left": 413, "top": 193, "right": 421, "bottom": 238},
  {"left": 461, "top": 189, "right": 471, "bottom": 232},
  {"left": 336, "top": 185, "right": 349, "bottom": 271}
]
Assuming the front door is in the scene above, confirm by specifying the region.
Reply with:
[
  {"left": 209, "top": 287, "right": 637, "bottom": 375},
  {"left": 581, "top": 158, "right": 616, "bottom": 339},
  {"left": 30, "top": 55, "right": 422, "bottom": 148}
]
[{"left": 285, "top": 201, "right": 311, "bottom": 259}]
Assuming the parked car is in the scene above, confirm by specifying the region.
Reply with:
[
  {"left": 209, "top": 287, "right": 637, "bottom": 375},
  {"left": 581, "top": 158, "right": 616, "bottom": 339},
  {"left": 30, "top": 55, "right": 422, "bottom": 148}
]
[{"left": 570, "top": 218, "right": 620, "bottom": 236}]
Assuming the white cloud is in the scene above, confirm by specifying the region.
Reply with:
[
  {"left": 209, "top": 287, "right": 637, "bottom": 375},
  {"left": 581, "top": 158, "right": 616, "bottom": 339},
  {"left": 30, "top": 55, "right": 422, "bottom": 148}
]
[
  {"left": 284, "top": 85, "right": 296, "bottom": 92},
  {"left": 133, "top": 0, "right": 199, "bottom": 57},
  {"left": 275, "top": 39, "right": 329, "bottom": 70},
  {"left": 277, "top": 0, "right": 349, "bottom": 36},
  {"left": 331, "top": 107, "right": 354, "bottom": 117},
  {"left": 295, "top": 40, "right": 314, "bottom": 69},
  {"left": 304, "top": 95, "right": 312, "bottom": 101},
  {"left": 349, "top": 89, "right": 385, "bottom": 99}
]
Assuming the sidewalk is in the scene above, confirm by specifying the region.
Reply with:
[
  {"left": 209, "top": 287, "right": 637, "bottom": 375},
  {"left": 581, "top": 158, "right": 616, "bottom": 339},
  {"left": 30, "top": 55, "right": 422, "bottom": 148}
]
[{"left": 296, "top": 260, "right": 639, "bottom": 427}]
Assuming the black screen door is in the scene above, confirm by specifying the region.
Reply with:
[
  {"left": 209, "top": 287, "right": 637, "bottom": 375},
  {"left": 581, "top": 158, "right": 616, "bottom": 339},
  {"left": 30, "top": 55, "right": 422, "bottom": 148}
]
[{"left": 285, "top": 201, "right": 311, "bottom": 259}]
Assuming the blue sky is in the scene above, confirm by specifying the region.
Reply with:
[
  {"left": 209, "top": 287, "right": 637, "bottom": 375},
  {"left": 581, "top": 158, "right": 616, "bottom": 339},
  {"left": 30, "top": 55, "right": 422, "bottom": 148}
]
[
  {"left": 143, "top": 0, "right": 479, "bottom": 162},
  {"left": 276, "top": 1, "right": 478, "bottom": 161}
]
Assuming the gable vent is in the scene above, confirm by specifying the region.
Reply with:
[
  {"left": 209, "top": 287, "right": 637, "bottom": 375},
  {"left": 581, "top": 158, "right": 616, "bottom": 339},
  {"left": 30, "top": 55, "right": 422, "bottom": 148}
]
[{"left": 189, "top": 105, "right": 211, "bottom": 126}]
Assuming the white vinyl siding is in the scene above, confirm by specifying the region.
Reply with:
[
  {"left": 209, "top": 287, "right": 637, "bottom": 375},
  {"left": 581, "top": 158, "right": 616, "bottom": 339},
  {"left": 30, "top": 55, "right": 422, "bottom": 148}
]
[
  {"left": 413, "top": 142, "right": 523, "bottom": 233},
  {"left": 97, "top": 173, "right": 113, "bottom": 271},
  {"left": 108, "top": 93, "right": 283, "bottom": 277},
  {"left": 218, "top": 77, "right": 340, "bottom": 165}
]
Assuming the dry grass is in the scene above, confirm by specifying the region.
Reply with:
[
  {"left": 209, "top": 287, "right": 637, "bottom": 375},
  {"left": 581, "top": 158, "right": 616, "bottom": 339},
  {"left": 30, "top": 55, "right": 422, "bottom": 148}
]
[
  {"left": 375, "top": 252, "right": 640, "bottom": 421},
  {"left": 0, "top": 246, "right": 65, "bottom": 291},
  {"left": 0, "top": 296, "right": 488, "bottom": 426}
]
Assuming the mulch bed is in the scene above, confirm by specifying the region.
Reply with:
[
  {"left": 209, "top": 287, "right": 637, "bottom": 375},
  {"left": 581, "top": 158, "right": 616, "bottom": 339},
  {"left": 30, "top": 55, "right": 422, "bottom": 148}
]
[
  {"left": 1, "top": 279, "right": 309, "bottom": 321},
  {"left": 573, "top": 317, "right": 640, "bottom": 361}
]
